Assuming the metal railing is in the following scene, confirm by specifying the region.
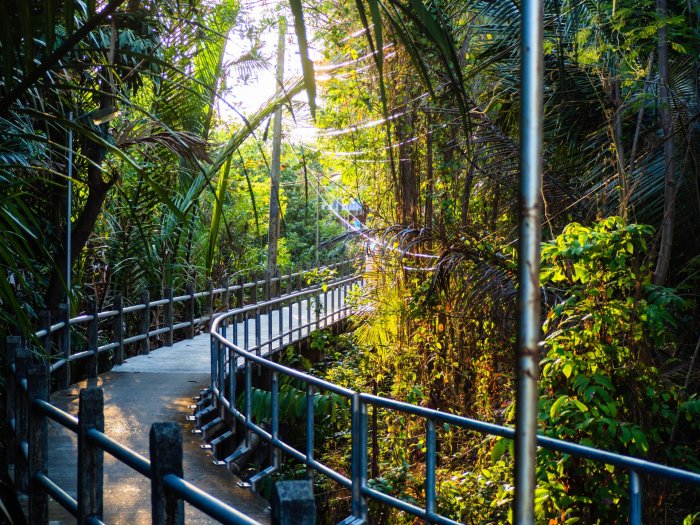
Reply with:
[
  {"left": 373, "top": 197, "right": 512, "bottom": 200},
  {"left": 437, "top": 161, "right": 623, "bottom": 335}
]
[
  {"left": 210, "top": 284, "right": 700, "bottom": 525},
  {"left": 32, "top": 259, "right": 357, "bottom": 388},
  {"left": 5, "top": 337, "right": 260, "bottom": 525},
  {"left": 5, "top": 258, "right": 358, "bottom": 525}
]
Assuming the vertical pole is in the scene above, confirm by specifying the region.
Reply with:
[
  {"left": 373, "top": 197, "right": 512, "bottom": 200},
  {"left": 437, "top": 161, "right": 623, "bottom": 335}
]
[
  {"left": 267, "top": 16, "right": 286, "bottom": 274},
  {"left": 186, "top": 283, "right": 195, "bottom": 339},
  {"left": 164, "top": 288, "right": 174, "bottom": 347},
  {"left": 140, "top": 290, "right": 150, "bottom": 355},
  {"left": 237, "top": 276, "right": 245, "bottom": 309},
  {"left": 5, "top": 337, "right": 20, "bottom": 471},
  {"left": 113, "top": 294, "right": 124, "bottom": 365},
  {"left": 88, "top": 298, "right": 99, "bottom": 378},
  {"left": 39, "top": 311, "right": 51, "bottom": 358},
  {"left": 150, "top": 423, "right": 184, "bottom": 525},
  {"left": 206, "top": 279, "right": 214, "bottom": 327},
  {"left": 78, "top": 388, "right": 104, "bottom": 523},
  {"left": 15, "top": 343, "right": 31, "bottom": 492},
  {"left": 426, "top": 419, "right": 436, "bottom": 522},
  {"left": 66, "top": 112, "right": 73, "bottom": 315},
  {"left": 28, "top": 363, "right": 49, "bottom": 525},
  {"left": 349, "top": 393, "right": 368, "bottom": 521},
  {"left": 222, "top": 279, "right": 231, "bottom": 336},
  {"left": 58, "top": 303, "right": 71, "bottom": 388},
  {"left": 305, "top": 384, "right": 314, "bottom": 478},
  {"left": 514, "top": 0, "right": 543, "bottom": 520},
  {"left": 629, "top": 470, "right": 642, "bottom": 525}
]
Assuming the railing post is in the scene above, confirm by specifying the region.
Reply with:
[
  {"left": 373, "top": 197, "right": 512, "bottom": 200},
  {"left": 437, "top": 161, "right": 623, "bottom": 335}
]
[
  {"left": 222, "top": 279, "right": 231, "bottom": 314},
  {"left": 14, "top": 342, "right": 31, "bottom": 492},
  {"left": 78, "top": 387, "right": 104, "bottom": 523},
  {"left": 251, "top": 272, "right": 258, "bottom": 305},
  {"left": 88, "top": 299, "right": 99, "bottom": 378},
  {"left": 58, "top": 302, "right": 71, "bottom": 388},
  {"left": 186, "top": 283, "right": 195, "bottom": 339},
  {"left": 140, "top": 290, "right": 151, "bottom": 355},
  {"left": 237, "top": 276, "right": 245, "bottom": 309},
  {"left": 5, "top": 336, "right": 20, "bottom": 471},
  {"left": 150, "top": 422, "right": 184, "bottom": 525},
  {"left": 629, "top": 470, "right": 642, "bottom": 525},
  {"left": 164, "top": 287, "right": 174, "bottom": 347},
  {"left": 38, "top": 311, "right": 51, "bottom": 358},
  {"left": 349, "top": 393, "right": 368, "bottom": 521},
  {"left": 206, "top": 279, "right": 214, "bottom": 327},
  {"left": 113, "top": 294, "right": 124, "bottom": 365},
  {"left": 28, "top": 362, "right": 49, "bottom": 525},
  {"left": 272, "top": 480, "right": 316, "bottom": 525}
]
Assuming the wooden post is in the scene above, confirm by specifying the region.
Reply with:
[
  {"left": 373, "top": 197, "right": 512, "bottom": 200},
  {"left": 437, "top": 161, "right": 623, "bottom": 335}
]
[
  {"left": 236, "top": 276, "right": 245, "bottom": 308},
  {"left": 58, "top": 303, "right": 70, "bottom": 388},
  {"left": 113, "top": 294, "right": 124, "bottom": 365},
  {"left": 38, "top": 311, "right": 51, "bottom": 359},
  {"left": 14, "top": 343, "right": 31, "bottom": 492},
  {"left": 251, "top": 273, "right": 258, "bottom": 306},
  {"left": 185, "top": 283, "right": 195, "bottom": 339},
  {"left": 164, "top": 287, "right": 174, "bottom": 347},
  {"left": 78, "top": 387, "right": 104, "bottom": 523},
  {"left": 206, "top": 280, "right": 214, "bottom": 327},
  {"left": 272, "top": 480, "right": 316, "bottom": 525},
  {"left": 140, "top": 290, "right": 150, "bottom": 355},
  {"left": 87, "top": 299, "right": 99, "bottom": 378},
  {"left": 150, "top": 422, "right": 184, "bottom": 525},
  {"left": 28, "top": 363, "right": 49, "bottom": 525},
  {"left": 5, "top": 336, "right": 20, "bottom": 471},
  {"left": 222, "top": 280, "right": 230, "bottom": 334}
]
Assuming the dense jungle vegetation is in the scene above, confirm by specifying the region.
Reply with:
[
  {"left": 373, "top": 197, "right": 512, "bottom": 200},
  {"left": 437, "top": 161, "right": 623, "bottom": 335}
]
[{"left": 1, "top": 0, "right": 699, "bottom": 523}]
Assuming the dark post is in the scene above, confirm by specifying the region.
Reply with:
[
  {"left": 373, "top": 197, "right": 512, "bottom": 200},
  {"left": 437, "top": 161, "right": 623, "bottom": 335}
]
[
  {"left": 78, "top": 387, "right": 104, "bottom": 523},
  {"left": 206, "top": 279, "right": 214, "bottom": 327},
  {"left": 87, "top": 299, "right": 99, "bottom": 378},
  {"left": 150, "top": 422, "right": 184, "bottom": 525},
  {"left": 38, "top": 311, "right": 51, "bottom": 358},
  {"left": 5, "top": 336, "right": 20, "bottom": 471},
  {"left": 140, "top": 290, "right": 150, "bottom": 355},
  {"left": 253, "top": 273, "right": 259, "bottom": 305},
  {"left": 58, "top": 302, "right": 71, "bottom": 388},
  {"left": 113, "top": 294, "right": 124, "bottom": 365},
  {"left": 185, "top": 283, "right": 195, "bottom": 339},
  {"left": 271, "top": 480, "right": 316, "bottom": 525},
  {"left": 222, "top": 280, "right": 230, "bottom": 314},
  {"left": 287, "top": 266, "right": 293, "bottom": 295},
  {"left": 15, "top": 343, "right": 31, "bottom": 492},
  {"left": 164, "top": 287, "right": 174, "bottom": 347},
  {"left": 28, "top": 363, "right": 49, "bottom": 525},
  {"left": 236, "top": 276, "right": 245, "bottom": 309}
]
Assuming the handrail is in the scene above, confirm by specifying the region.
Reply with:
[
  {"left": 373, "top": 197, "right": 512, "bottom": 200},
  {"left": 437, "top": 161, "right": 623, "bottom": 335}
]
[
  {"left": 7, "top": 258, "right": 359, "bottom": 525},
  {"left": 209, "top": 274, "right": 700, "bottom": 525},
  {"left": 31, "top": 258, "right": 360, "bottom": 386}
]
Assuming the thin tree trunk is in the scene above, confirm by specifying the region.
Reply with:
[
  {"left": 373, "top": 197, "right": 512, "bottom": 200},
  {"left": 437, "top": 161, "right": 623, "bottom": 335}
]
[
  {"left": 267, "top": 16, "right": 286, "bottom": 272},
  {"left": 653, "top": 0, "right": 676, "bottom": 286}
]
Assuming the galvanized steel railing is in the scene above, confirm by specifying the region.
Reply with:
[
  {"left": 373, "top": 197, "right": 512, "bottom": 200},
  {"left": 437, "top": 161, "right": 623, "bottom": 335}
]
[
  {"left": 31, "top": 259, "right": 355, "bottom": 387},
  {"left": 6, "top": 337, "right": 261, "bottom": 524},
  {"left": 210, "top": 277, "right": 700, "bottom": 525},
  {"left": 6, "top": 258, "right": 357, "bottom": 525}
]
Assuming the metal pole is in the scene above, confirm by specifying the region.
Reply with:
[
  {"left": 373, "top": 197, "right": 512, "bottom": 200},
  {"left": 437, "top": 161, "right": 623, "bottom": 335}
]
[
  {"left": 514, "top": 0, "right": 543, "bottom": 521},
  {"left": 66, "top": 112, "right": 73, "bottom": 312}
]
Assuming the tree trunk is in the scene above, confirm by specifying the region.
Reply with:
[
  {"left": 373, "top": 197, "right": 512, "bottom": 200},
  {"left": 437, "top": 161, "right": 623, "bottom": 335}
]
[
  {"left": 267, "top": 16, "right": 286, "bottom": 273},
  {"left": 653, "top": 0, "right": 676, "bottom": 286}
]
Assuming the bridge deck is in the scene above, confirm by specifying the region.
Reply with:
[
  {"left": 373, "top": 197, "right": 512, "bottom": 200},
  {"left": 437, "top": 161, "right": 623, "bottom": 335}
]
[{"left": 46, "top": 291, "right": 347, "bottom": 523}]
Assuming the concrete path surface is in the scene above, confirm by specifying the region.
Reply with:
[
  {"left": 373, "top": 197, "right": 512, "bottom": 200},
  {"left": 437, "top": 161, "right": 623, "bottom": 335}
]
[{"left": 47, "top": 372, "right": 271, "bottom": 524}]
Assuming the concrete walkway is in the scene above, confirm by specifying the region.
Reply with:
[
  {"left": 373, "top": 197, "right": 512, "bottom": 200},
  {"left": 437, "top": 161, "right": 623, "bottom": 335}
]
[{"left": 46, "top": 289, "right": 349, "bottom": 524}]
